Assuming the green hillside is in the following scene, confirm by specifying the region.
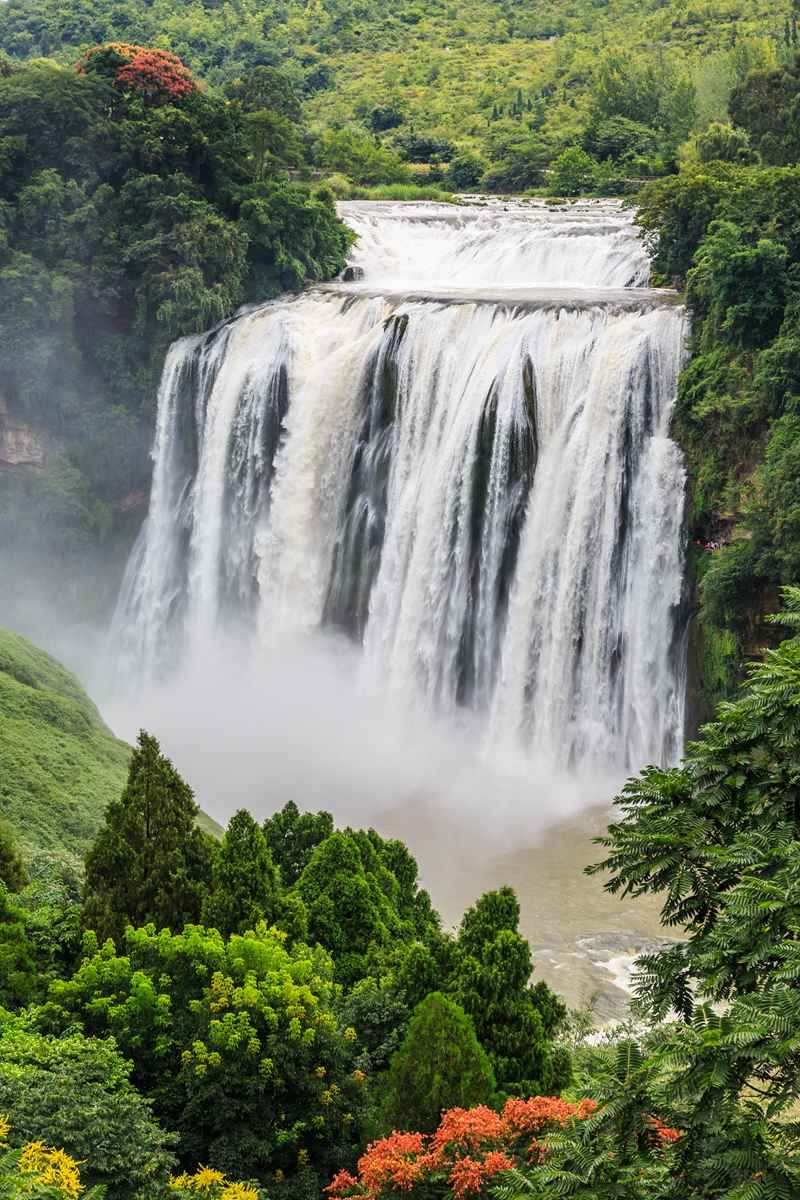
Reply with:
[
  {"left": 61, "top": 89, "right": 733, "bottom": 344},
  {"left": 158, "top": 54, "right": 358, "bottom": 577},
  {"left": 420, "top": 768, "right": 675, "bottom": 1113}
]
[
  {"left": 0, "top": 0, "right": 792, "bottom": 159},
  {"left": 0, "top": 628, "right": 222, "bottom": 854}
]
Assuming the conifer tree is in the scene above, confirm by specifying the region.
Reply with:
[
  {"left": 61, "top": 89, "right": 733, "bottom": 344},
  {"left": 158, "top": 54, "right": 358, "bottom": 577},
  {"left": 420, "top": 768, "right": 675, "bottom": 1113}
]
[
  {"left": 452, "top": 887, "right": 570, "bottom": 1096},
  {"left": 203, "top": 808, "right": 280, "bottom": 937},
  {"left": 83, "top": 731, "right": 216, "bottom": 944},
  {"left": 377, "top": 992, "right": 495, "bottom": 1134}
]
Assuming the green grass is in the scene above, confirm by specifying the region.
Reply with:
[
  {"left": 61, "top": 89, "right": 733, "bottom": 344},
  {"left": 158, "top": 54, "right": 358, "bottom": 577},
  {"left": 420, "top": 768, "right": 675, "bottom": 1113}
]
[
  {"left": 0, "top": 628, "right": 223, "bottom": 855},
  {"left": 348, "top": 183, "right": 455, "bottom": 200}
]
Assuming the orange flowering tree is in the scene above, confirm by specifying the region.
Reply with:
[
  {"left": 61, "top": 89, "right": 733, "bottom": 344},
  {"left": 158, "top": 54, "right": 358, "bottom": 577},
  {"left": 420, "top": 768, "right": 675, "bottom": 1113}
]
[
  {"left": 76, "top": 42, "right": 197, "bottom": 106},
  {"left": 325, "top": 1097, "right": 597, "bottom": 1199}
]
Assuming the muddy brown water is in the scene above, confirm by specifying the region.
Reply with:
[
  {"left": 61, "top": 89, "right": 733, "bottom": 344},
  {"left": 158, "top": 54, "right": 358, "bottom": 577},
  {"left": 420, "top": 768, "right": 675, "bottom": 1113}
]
[{"left": 378, "top": 801, "right": 673, "bottom": 1025}]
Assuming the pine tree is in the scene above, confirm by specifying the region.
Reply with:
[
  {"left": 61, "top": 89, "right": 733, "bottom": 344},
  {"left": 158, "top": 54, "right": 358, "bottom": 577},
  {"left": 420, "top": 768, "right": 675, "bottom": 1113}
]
[
  {"left": 377, "top": 992, "right": 495, "bottom": 1134},
  {"left": 83, "top": 731, "right": 216, "bottom": 943},
  {"left": 203, "top": 809, "right": 281, "bottom": 937}
]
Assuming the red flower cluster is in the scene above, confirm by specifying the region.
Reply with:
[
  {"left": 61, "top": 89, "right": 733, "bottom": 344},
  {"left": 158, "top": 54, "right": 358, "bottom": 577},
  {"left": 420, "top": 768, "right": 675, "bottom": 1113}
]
[
  {"left": 116, "top": 49, "right": 197, "bottom": 104},
  {"left": 324, "top": 1096, "right": 596, "bottom": 1200},
  {"left": 75, "top": 43, "right": 197, "bottom": 106}
]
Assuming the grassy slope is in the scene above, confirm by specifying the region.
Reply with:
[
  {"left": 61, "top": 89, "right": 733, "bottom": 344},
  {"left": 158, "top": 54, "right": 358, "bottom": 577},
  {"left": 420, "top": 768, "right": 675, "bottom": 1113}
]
[{"left": 0, "top": 628, "right": 223, "bottom": 854}]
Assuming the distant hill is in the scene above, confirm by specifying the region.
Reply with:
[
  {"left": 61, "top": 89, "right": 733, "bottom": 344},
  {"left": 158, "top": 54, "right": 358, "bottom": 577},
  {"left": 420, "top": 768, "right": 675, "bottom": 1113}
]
[
  {"left": 0, "top": 628, "right": 222, "bottom": 856},
  {"left": 0, "top": 0, "right": 789, "bottom": 152}
]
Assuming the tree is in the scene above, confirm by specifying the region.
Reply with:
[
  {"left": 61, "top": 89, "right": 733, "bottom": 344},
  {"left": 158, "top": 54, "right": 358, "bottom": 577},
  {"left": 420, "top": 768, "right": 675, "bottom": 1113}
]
[
  {"left": 581, "top": 589, "right": 800, "bottom": 1192},
  {"left": 0, "top": 1014, "right": 175, "bottom": 1199},
  {"left": 327, "top": 1095, "right": 597, "bottom": 1199},
  {"left": 243, "top": 108, "right": 305, "bottom": 179},
  {"left": 686, "top": 219, "right": 789, "bottom": 346},
  {"left": 263, "top": 800, "right": 334, "bottom": 886},
  {"left": 238, "top": 179, "right": 355, "bottom": 296},
  {"left": 82, "top": 730, "right": 217, "bottom": 944},
  {"left": 0, "top": 889, "right": 36, "bottom": 1009},
  {"left": 549, "top": 146, "right": 597, "bottom": 196},
  {"left": 583, "top": 116, "right": 656, "bottom": 162},
  {"left": 451, "top": 888, "right": 569, "bottom": 1097},
  {"left": 294, "top": 832, "right": 397, "bottom": 986},
  {"left": 729, "top": 53, "right": 800, "bottom": 164},
  {"left": 0, "top": 825, "right": 27, "bottom": 893},
  {"left": 376, "top": 993, "right": 496, "bottom": 1134},
  {"left": 319, "top": 130, "right": 408, "bottom": 186},
  {"left": 635, "top": 161, "right": 744, "bottom": 279},
  {"left": 224, "top": 66, "right": 301, "bottom": 121},
  {"left": 115, "top": 49, "right": 196, "bottom": 106},
  {"left": 446, "top": 151, "right": 485, "bottom": 190},
  {"left": 44, "top": 922, "right": 364, "bottom": 1187},
  {"left": 202, "top": 808, "right": 281, "bottom": 937},
  {"left": 695, "top": 121, "right": 751, "bottom": 163}
]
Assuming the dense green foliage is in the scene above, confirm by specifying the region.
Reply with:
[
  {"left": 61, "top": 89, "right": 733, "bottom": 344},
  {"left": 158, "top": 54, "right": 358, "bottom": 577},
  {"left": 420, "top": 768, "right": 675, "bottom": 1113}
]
[
  {"left": 0, "top": 0, "right": 789, "bottom": 172},
  {"left": 0, "top": 677, "right": 569, "bottom": 1191},
  {"left": 0, "top": 1011, "right": 176, "bottom": 1199},
  {"left": 0, "top": 626, "right": 130, "bottom": 854},
  {"left": 83, "top": 730, "right": 218, "bottom": 943},
  {"left": 263, "top": 799, "right": 334, "bottom": 887},
  {"left": 634, "top": 56, "right": 800, "bottom": 705},
  {"left": 295, "top": 827, "right": 439, "bottom": 988},
  {"left": 43, "top": 921, "right": 364, "bottom": 1191},
  {"left": 549, "top": 589, "right": 800, "bottom": 1197},
  {"left": 0, "top": 49, "right": 353, "bottom": 624}
]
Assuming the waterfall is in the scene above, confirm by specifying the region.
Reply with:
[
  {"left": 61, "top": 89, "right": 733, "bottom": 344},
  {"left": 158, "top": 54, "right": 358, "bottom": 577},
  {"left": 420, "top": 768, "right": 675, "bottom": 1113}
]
[{"left": 112, "top": 199, "right": 688, "bottom": 772}]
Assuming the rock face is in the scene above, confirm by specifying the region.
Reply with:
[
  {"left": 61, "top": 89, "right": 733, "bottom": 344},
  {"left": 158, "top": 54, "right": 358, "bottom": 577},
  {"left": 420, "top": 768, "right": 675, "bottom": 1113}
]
[{"left": 0, "top": 392, "right": 65, "bottom": 471}]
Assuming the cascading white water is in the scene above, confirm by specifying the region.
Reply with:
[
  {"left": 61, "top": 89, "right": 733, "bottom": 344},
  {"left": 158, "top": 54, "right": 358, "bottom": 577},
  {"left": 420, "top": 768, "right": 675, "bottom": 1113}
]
[{"left": 112, "top": 200, "right": 688, "bottom": 772}]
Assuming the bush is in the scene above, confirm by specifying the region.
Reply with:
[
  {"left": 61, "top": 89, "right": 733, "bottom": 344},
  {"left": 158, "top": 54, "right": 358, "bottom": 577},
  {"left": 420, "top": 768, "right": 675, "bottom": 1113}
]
[
  {"left": 0, "top": 1013, "right": 175, "bottom": 1199},
  {"left": 445, "top": 151, "right": 485, "bottom": 190}
]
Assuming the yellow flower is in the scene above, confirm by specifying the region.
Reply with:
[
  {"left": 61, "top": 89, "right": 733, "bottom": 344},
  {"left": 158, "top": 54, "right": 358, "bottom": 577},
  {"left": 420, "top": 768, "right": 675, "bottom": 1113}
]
[
  {"left": 193, "top": 1165, "right": 226, "bottom": 1189},
  {"left": 0, "top": 1114, "right": 10, "bottom": 1144},
  {"left": 220, "top": 1184, "right": 259, "bottom": 1200},
  {"left": 18, "top": 1142, "right": 85, "bottom": 1199}
]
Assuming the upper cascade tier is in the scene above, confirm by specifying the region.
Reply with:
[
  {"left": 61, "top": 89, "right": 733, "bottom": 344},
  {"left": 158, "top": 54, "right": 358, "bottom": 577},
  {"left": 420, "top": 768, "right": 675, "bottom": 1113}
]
[{"left": 338, "top": 199, "right": 652, "bottom": 292}]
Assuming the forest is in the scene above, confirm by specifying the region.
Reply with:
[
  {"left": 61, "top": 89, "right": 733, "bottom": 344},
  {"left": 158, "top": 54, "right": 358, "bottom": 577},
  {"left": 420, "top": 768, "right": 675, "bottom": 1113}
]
[{"left": 2, "top": 589, "right": 800, "bottom": 1197}]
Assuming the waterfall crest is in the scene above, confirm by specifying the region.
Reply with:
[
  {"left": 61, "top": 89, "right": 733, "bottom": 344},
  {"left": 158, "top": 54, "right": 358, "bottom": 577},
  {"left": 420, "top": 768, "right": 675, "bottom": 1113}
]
[{"left": 113, "top": 200, "right": 688, "bottom": 772}]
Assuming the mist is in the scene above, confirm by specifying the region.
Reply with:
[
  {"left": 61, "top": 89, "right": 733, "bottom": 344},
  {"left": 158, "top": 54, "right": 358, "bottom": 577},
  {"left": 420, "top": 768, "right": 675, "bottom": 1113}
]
[{"left": 97, "top": 628, "right": 624, "bottom": 919}]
